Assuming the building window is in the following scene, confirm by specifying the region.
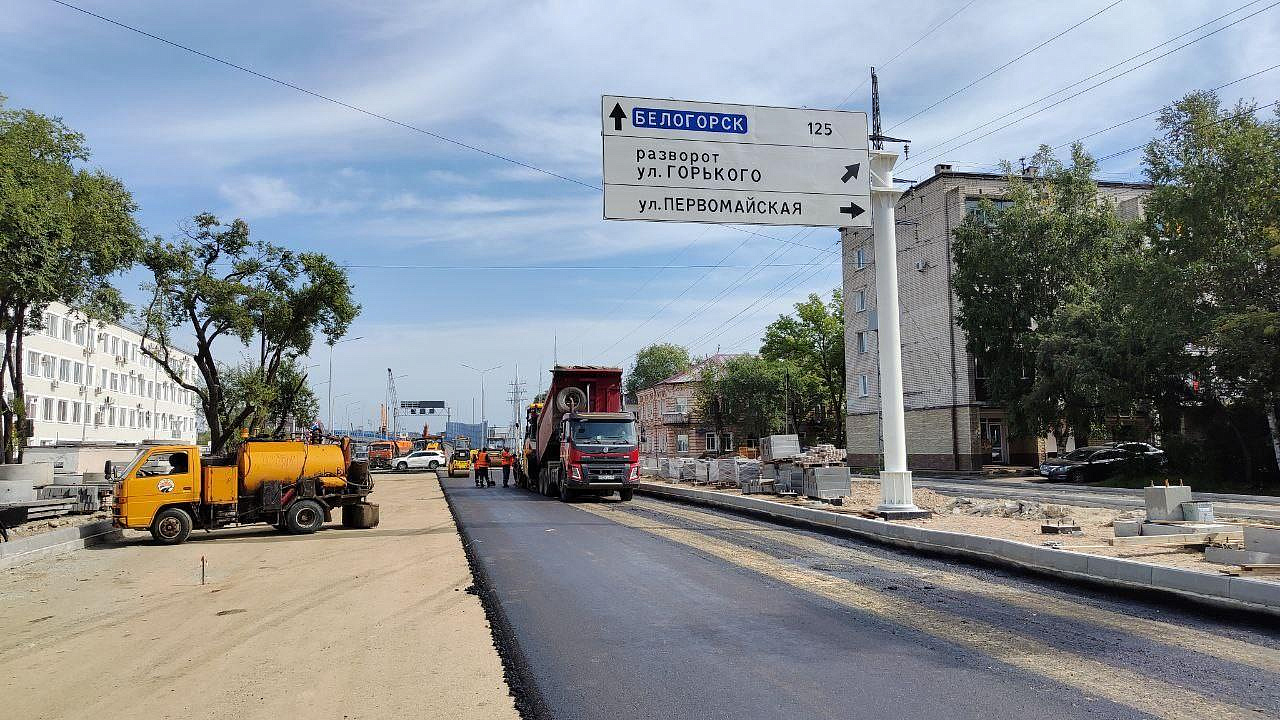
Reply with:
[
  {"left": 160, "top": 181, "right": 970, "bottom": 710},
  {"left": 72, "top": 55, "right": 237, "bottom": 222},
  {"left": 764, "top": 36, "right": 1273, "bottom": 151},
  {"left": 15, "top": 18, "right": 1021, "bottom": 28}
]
[
  {"left": 72, "top": 402, "right": 82, "bottom": 424},
  {"left": 74, "top": 323, "right": 86, "bottom": 345},
  {"left": 100, "top": 368, "right": 108, "bottom": 387},
  {"left": 147, "top": 381, "right": 153, "bottom": 398},
  {"left": 855, "top": 247, "right": 867, "bottom": 269},
  {"left": 43, "top": 397, "right": 54, "bottom": 420},
  {"left": 964, "top": 197, "right": 1014, "bottom": 225},
  {"left": 59, "top": 359, "right": 71, "bottom": 382},
  {"left": 26, "top": 351, "right": 40, "bottom": 377},
  {"left": 859, "top": 374, "right": 870, "bottom": 397},
  {"left": 855, "top": 289, "right": 866, "bottom": 312},
  {"left": 705, "top": 433, "right": 717, "bottom": 452},
  {"left": 73, "top": 362, "right": 83, "bottom": 384},
  {"left": 110, "top": 373, "right": 118, "bottom": 391},
  {"left": 676, "top": 434, "right": 689, "bottom": 452},
  {"left": 856, "top": 332, "right": 867, "bottom": 353},
  {"left": 57, "top": 400, "right": 68, "bottom": 423},
  {"left": 45, "top": 313, "right": 58, "bottom": 337},
  {"left": 110, "top": 336, "right": 119, "bottom": 355},
  {"left": 26, "top": 395, "right": 38, "bottom": 420},
  {"left": 42, "top": 356, "right": 54, "bottom": 379}
]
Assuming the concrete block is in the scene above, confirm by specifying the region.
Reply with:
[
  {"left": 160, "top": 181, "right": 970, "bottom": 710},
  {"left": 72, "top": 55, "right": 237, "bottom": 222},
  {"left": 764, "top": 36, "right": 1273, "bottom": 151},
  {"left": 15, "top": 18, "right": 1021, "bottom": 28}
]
[
  {"left": 1244, "top": 525, "right": 1280, "bottom": 554},
  {"left": 1180, "top": 501, "right": 1214, "bottom": 523},
  {"left": 1229, "top": 577, "right": 1280, "bottom": 609},
  {"left": 1144, "top": 485, "right": 1192, "bottom": 521},
  {"left": 1140, "top": 522, "right": 1238, "bottom": 536},
  {"left": 1113, "top": 520, "right": 1143, "bottom": 537},
  {"left": 1204, "top": 547, "right": 1280, "bottom": 566},
  {"left": 1151, "top": 566, "right": 1234, "bottom": 598},
  {"left": 1086, "top": 555, "right": 1154, "bottom": 585}
]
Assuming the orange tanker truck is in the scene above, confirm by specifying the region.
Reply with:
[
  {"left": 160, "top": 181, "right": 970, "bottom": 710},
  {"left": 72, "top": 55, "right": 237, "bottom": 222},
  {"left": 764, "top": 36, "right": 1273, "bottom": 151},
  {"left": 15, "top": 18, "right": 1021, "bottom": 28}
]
[{"left": 110, "top": 437, "right": 377, "bottom": 545}]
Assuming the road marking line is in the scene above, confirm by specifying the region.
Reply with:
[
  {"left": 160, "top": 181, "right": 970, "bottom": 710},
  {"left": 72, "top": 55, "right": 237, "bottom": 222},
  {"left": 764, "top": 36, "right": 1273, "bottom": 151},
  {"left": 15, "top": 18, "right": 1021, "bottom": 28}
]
[
  {"left": 579, "top": 502, "right": 1266, "bottom": 720},
  {"left": 632, "top": 499, "right": 1280, "bottom": 675}
]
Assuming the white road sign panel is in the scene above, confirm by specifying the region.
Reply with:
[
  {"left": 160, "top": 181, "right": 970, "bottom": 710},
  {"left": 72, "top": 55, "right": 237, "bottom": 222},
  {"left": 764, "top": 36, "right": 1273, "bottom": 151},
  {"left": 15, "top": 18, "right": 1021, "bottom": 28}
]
[{"left": 602, "top": 95, "right": 871, "bottom": 228}]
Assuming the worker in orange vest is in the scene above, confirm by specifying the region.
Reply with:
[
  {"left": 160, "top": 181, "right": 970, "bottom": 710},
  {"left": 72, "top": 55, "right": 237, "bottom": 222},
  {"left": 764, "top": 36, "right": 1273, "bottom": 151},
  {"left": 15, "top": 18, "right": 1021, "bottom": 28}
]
[
  {"left": 473, "top": 447, "right": 489, "bottom": 488},
  {"left": 500, "top": 449, "right": 515, "bottom": 487}
]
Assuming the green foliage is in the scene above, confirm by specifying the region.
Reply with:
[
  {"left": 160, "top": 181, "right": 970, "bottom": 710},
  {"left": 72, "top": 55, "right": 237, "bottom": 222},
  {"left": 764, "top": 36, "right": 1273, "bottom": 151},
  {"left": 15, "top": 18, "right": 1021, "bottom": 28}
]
[
  {"left": 626, "top": 343, "right": 691, "bottom": 397},
  {"left": 0, "top": 98, "right": 144, "bottom": 461},
  {"left": 952, "top": 144, "right": 1139, "bottom": 443},
  {"left": 694, "top": 355, "right": 786, "bottom": 443},
  {"left": 223, "top": 356, "right": 320, "bottom": 440},
  {"left": 761, "top": 290, "right": 844, "bottom": 443},
  {"left": 140, "top": 213, "right": 360, "bottom": 454}
]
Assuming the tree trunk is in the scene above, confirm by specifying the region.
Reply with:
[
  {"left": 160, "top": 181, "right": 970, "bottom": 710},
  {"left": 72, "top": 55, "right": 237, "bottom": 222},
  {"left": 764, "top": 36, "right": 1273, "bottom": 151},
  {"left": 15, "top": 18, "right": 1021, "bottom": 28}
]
[
  {"left": 1266, "top": 398, "right": 1280, "bottom": 478},
  {"left": 11, "top": 306, "right": 27, "bottom": 464}
]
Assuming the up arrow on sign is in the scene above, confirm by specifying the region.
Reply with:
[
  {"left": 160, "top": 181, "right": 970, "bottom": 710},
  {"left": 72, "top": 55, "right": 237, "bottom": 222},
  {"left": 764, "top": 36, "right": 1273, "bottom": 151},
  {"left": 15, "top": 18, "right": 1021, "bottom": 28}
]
[{"left": 609, "top": 103, "right": 626, "bottom": 131}]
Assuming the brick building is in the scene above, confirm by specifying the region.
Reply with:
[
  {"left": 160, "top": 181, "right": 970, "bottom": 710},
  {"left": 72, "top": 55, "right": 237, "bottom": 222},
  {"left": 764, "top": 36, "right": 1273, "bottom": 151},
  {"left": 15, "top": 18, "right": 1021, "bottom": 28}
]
[
  {"left": 635, "top": 354, "right": 746, "bottom": 461},
  {"left": 842, "top": 164, "right": 1150, "bottom": 470}
]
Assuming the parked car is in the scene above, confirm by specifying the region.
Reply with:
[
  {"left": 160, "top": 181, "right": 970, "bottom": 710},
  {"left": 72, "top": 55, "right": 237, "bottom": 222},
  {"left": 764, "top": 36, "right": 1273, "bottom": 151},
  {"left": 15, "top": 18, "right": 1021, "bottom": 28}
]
[
  {"left": 395, "top": 450, "right": 446, "bottom": 471},
  {"left": 1039, "top": 446, "right": 1136, "bottom": 482},
  {"left": 1106, "top": 441, "right": 1167, "bottom": 469}
]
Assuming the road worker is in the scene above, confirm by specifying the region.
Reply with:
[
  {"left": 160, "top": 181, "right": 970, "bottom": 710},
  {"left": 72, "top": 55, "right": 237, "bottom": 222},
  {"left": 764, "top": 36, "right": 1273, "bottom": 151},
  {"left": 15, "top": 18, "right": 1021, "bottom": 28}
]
[
  {"left": 500, "top": 448, "right": 515, "bottom": 487},
  {"left": 473, "top": 446, "right": 490, "bottom": 488}
]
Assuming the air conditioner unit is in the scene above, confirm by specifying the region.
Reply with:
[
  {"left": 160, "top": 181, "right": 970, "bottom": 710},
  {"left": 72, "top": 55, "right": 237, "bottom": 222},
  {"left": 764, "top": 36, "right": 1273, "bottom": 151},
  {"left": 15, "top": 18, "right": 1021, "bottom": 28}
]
[
  {"left": 50, "top": 380, "right": 59, "bottom": 389},
  {"left": 914, "top": 258, "right": 931, "bottom": 272}
]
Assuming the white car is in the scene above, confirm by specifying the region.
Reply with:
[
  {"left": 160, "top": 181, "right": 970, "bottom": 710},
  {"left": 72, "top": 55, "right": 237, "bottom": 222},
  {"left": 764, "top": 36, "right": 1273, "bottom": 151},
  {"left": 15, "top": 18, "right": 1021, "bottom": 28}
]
[{"left": 395, "top": 450, "right": 446, "bottom": 471}]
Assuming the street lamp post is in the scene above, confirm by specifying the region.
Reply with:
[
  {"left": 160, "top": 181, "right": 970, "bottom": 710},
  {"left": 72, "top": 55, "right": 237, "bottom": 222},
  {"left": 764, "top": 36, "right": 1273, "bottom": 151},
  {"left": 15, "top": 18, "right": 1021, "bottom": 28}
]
[
  {"left": 327, "top": 336, "right": 364, "bottom": 432},
  {"left": 460, "top": 362, "right": 502, "bottom": 428}
]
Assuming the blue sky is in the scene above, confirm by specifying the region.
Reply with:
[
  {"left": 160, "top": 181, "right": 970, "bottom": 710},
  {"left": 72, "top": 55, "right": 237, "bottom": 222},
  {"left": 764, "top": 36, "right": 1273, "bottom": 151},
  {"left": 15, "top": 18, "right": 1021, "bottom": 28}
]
[{"left": 2, "top": 0, "right": 1278, "bottom": 431}]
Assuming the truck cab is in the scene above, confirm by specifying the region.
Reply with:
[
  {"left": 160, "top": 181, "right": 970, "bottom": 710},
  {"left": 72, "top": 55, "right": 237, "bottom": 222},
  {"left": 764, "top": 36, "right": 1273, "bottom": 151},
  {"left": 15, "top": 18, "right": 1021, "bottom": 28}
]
[
  {"left": 557, "top": 412, "right": 640, "bottom": 500},
  {"left": 112, "top": 445, "right": 202, "bottom": 537}
]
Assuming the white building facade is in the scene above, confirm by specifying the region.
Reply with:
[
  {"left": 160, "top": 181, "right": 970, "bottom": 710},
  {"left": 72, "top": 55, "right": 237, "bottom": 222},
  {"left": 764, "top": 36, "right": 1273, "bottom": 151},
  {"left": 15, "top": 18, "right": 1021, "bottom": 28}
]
[{"left": 12, "top": 301, "right": 199, "bottom": 446}]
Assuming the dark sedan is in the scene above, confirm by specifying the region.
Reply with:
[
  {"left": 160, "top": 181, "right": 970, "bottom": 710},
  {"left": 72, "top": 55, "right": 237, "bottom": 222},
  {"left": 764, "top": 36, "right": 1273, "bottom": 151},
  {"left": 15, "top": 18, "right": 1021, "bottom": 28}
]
[
  {"left": 1107, "top": 441, "right": 1168, "bottom": 469},
  {"left": 1039, "top": 446, "right": 1135, "bottom": 482}
]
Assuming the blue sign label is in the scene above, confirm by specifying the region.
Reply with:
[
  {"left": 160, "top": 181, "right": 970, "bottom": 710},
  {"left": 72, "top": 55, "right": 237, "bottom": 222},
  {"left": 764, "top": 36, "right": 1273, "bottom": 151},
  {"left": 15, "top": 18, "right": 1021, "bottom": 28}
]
[{"left": 632, "top": 107, "right": 747, "bottom": 134}]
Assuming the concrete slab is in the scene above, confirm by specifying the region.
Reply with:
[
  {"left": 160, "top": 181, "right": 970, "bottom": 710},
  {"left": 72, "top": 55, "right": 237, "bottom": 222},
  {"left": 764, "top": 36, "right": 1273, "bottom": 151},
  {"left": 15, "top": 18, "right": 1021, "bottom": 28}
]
[
  {"left": 1203, "top": 546, "right": 1280, "bottom": 566},
  {"left": 1086, "top": 555, "right": 1154, "bottom": 585},
  {"left": 1140, "top": 522, "right": 1238, "bottom": 536},
  {"left": 1113, "top": 520, "right": 1142, "bottom": 537},
  {"left": 1229, "top": 577, "right": 1280, "bottom": 608},
  {"left": 1150, "top": 566, "right": 1233, "bottom": 598},
  {"left": 1244, "top": 525, "right": 1280, "bottom": 554}
]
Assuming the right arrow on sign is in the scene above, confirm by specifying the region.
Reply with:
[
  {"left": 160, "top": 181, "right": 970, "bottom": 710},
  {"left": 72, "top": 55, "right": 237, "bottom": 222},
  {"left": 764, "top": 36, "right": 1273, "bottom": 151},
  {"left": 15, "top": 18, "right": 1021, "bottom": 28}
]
[
  {"left": 840, "top": 201, "right": 866, "bottom": 219},
  {"left": 841, "top": 163, "right": 860, "bottom": 183},
  {"left": 609, "top": 103, "right": 626, "bottom": 131}
]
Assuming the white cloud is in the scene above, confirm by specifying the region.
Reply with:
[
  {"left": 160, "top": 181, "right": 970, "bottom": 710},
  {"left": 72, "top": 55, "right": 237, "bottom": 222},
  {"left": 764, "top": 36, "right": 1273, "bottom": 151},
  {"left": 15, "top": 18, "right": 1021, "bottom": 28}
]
[{"left": 217, "top": 176, "right": 304, "bottom": 218}]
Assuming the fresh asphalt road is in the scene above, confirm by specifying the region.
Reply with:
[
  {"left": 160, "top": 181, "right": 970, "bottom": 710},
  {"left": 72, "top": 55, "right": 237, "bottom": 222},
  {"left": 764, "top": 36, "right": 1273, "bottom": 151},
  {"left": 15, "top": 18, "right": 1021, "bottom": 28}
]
[{"left": 441, "top": 474, "right": 1280, "bottom": 720}]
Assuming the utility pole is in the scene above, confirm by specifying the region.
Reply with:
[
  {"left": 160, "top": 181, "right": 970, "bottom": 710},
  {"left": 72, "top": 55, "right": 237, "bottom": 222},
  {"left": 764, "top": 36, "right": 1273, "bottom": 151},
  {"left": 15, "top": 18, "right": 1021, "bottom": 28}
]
[{"left": 866, "top": 67, "right": 925, "bottom": 519}]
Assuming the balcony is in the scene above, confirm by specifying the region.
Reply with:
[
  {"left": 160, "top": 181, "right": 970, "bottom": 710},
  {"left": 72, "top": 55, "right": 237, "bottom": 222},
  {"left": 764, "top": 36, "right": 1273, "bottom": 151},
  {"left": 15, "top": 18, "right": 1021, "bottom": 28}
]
[{"left": 661, "top": 411, "right": 692, "bottom": 425}]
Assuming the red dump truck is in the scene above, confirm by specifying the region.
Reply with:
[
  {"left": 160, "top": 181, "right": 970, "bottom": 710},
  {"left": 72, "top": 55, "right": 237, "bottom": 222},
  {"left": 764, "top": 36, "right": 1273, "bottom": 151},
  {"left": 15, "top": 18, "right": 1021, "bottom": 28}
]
[{"left": 516, "top": 365, "right": 639, "bottom": 502}]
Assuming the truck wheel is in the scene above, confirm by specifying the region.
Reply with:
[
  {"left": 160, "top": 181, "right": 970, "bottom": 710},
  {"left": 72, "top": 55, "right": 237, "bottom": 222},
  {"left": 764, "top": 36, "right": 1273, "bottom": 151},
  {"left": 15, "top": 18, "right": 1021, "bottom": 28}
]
[
  {"left": 559, "top": 481, "right": 573, "bottom": 503},
  {"left": 284, "top": 499, "right": 325, "bottom": 534},
  {"left": 150, "top": 507, "right": 192, "bottom": 545},
  {"left": 396, "top": 461, "right": 408, "bottom": 471},
  {"left": 619, "top": 489, "right": 634, "bottom": 502}
]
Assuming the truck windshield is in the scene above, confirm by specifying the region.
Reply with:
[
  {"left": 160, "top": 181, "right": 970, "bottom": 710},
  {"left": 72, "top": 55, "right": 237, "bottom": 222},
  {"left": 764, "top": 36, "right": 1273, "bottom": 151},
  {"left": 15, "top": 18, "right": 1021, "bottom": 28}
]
[{"left": 571, "top": 421, "right": 636, "bottom": 445}]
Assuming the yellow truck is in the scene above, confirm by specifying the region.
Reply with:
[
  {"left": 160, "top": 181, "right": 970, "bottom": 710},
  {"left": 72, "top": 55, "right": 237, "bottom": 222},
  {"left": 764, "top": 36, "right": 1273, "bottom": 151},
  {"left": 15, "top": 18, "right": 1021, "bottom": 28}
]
[{"left": 111, "top": 438, "right": 378, "bottom": 545}]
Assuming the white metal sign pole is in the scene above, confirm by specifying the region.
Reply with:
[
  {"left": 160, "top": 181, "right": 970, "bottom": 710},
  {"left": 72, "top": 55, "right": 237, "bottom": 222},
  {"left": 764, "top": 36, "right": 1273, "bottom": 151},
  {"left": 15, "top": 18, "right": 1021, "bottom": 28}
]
[{"left": 869, "top": 149, "right": 921, "bottom": 516}]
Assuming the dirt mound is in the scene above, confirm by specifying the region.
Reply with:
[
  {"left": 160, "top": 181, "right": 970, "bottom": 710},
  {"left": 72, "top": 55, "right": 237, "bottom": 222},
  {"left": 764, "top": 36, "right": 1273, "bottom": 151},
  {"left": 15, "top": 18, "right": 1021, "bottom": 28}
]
[{"left": 941, "top": 496, "right": 1073, "bottom": 520}]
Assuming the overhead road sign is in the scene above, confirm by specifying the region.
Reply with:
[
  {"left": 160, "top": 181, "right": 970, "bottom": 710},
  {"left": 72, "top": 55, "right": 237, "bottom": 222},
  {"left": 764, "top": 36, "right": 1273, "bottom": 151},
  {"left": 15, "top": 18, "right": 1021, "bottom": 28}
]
[{"left": 601, "top": 95, "right": 871, "bottom": 228}]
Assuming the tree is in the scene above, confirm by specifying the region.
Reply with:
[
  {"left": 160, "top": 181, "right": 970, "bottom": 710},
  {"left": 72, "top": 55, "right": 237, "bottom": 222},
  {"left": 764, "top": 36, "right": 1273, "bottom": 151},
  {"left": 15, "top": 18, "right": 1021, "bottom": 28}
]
[
  {"left": 626, "top": 343, "right": 691, "bottom": 397},
  {"left": 0, "top": 98, "right": 144, "bottom": 462},
  {"left": 952, "top": 144, "right": 1139, "bottom": 444},
  {"left": 694, "top": 355, "right": 785, "bottom": 446},
  {"left": 139, "top": 213, "right": 359, "bottom": 454},
  {"left": 222, "top": 356, "right": 320, "bottom": 441},
  {"left": 760, "top": 290, "right": 845, "bottom": 443},
  {"left": 1140, "top": 92, "right": 1280, "bottom": 475}
]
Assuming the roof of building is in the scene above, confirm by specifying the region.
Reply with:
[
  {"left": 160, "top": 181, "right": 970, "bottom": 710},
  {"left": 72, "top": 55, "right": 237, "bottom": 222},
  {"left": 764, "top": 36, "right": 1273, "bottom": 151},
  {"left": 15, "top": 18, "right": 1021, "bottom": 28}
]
[
  {"left": 653, "top": 353, "right": 742, "bottom": 386},
  {"left": 901, "top": 168, "right": 1152, "bottom": 202}
]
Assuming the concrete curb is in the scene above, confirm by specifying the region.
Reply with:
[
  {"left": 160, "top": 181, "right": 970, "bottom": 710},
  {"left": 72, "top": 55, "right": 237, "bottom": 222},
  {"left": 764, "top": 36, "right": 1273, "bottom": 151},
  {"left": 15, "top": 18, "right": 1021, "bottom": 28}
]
[
  {"left": 637, "top": 482, "right": 1280, "bottom": 618},
  {"left": 0, "top": 520, "right": 121, "bottom": 570}
]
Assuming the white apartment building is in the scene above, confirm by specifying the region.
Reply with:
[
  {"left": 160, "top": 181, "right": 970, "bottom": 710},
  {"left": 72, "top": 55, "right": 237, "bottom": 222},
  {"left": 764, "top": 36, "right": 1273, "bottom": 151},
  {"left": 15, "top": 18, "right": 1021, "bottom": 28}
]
[{"left": 11, "top": 301, "right": 199, "bottom": 446}]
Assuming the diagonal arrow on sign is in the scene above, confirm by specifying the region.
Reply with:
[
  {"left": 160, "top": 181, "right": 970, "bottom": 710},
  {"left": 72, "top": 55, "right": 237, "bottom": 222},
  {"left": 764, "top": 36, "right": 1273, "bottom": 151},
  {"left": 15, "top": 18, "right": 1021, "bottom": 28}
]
[
  {"left": 840, "top": 201, "right": 866, "bottom": 219},
  {"left": 841, "top": 163, "right": 860, "bottom": 183},
  {"left": 609, "top": 103, "right": 626, "bottom": 131}
]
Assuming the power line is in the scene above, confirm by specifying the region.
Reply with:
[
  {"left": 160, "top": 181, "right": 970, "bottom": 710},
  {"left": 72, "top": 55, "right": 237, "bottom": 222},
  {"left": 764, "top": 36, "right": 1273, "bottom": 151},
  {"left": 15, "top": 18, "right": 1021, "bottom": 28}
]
[
  {"left": 887, "top": 0, "right": 1127, "bottom": 132},
  {"left": 1094, "top": 98, "right": 1280, "bottom": 163},
  {"left": 341, "top": 261, "right": 838, "bottom": 270},
  {"left": 46, "top": 0, "right": 603, "bottom": 191},
  {"left": 898, "top": 1, "right": 1280, "bottom": 174},
  {"left": 904, "top": 1, "right": 1265, "bottom": 163},
  {"left": 833, "top": 0, "right": 979, "bottom": 108},
  {"left": 1054, "top": 64, "right": 1280, "bottom": 151}
]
